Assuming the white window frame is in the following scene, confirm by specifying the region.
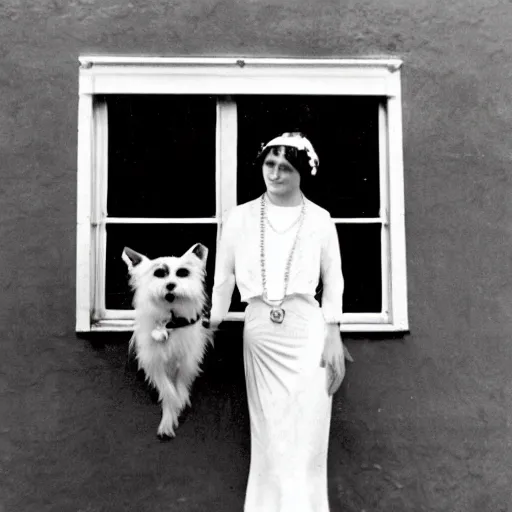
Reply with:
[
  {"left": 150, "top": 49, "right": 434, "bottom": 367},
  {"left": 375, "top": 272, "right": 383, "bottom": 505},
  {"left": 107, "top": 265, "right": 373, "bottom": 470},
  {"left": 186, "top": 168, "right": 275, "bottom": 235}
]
[{"left": 77, "top": 56, "right": 408, "bottom": 333}]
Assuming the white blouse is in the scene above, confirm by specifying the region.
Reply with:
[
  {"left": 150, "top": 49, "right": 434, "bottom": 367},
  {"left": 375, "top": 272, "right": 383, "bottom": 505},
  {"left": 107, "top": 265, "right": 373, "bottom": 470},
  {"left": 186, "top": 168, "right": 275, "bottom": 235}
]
[
  {"left": 263, "top": 201, "right": 303, "bottom": 301},
  {"left": 210, "top": 196, "right": 344, "bottom": 324}
]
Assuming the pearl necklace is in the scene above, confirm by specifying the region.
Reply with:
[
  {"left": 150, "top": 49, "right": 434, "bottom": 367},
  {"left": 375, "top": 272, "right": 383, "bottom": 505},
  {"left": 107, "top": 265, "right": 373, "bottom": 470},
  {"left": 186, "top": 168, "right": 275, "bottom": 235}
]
[
  {"left": 265, "top": 204, "right": 303, "bottom": 234},
  {"left": 259, "top": 193, "right": 306, "bottom": 323}
]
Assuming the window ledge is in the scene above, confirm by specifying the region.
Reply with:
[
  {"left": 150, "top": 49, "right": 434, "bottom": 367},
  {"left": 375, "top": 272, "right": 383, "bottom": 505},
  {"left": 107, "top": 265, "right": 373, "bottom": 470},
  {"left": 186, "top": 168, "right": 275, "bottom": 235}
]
[{"left": 85, "top": 318, "right": 408, "bottom": 334}]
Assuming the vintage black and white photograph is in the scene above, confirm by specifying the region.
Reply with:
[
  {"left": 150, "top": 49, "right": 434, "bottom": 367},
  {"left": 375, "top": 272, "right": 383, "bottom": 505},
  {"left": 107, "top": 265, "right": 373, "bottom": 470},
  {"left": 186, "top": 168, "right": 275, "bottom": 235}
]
[{"left": 1, "top": 1, "right": 511, "bottom": 511}]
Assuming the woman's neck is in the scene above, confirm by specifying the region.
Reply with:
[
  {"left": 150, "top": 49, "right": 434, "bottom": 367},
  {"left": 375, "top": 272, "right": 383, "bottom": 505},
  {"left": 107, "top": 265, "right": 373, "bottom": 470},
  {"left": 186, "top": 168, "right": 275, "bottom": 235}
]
[{"left": 266, "top": 190, "right": 303, "bottom": 207}]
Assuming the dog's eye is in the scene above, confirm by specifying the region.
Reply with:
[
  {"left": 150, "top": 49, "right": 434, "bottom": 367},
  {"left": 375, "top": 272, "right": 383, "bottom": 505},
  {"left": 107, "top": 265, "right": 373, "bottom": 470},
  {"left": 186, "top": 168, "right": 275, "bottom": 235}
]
[
  {"left": 176, "top": 268, "right": 190, "bottom": 278},
  {"left": 153, "top": 268, "right": 168, "bottom": 278}
]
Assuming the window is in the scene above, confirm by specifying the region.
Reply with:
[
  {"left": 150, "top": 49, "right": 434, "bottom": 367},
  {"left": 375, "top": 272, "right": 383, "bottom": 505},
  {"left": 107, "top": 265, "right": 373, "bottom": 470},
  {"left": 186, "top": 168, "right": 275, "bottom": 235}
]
[{"left": 77, "top": 57, "right": 408, "bottom": 333}]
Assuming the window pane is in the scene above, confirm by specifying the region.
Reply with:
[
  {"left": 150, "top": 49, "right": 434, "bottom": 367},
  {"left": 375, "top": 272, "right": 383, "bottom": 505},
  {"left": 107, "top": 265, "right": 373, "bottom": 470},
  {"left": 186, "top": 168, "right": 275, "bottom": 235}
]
[
  {"left": 236, "top": 95, "right": 381, "bottom": 218},
  {"left": 337, "top": 224, "right": 382, "bottom": 313},
  {"left": 106, "top": 95, "right": 217, "bottom": 218},
  {"left": 105, "top": 224, "right": 217, "bottom": 310}
]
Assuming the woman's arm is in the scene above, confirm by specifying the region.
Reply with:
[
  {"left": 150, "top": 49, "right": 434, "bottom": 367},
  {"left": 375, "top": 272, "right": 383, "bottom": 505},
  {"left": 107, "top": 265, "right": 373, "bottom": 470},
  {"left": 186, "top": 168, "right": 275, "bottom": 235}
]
[
  {"left": 209, "top": 210, "right": 237, "bottom": 328},
  {"left": 319, "top": 216, "right": 350, "bottom": 394},
  {"left": 320, "top": 216, "right": 344, "bottom": 324}
]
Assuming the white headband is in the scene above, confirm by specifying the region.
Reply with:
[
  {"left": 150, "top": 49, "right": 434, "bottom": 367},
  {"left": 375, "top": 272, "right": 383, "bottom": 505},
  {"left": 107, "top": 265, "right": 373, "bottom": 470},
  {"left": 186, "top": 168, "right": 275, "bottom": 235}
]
[{"left": 262, "top": 132, "right": 319, "bottom": 176}]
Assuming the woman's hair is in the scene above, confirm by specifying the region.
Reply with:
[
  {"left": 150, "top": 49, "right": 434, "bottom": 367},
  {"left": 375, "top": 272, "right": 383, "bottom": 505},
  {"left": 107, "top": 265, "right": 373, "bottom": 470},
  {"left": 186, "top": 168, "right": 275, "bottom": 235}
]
[{"left": 255, "top": 132, "right": 316, "bottom": 176}]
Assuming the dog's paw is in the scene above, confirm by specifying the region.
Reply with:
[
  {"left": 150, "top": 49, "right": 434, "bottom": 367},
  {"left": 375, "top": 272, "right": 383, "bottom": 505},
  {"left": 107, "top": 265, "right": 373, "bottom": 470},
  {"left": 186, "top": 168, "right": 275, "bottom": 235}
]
[
  {"left": 157, "top": 431, "right": 175, "bottom": 441},
  {"left": 157, "top": 419, "right": 177, "bottom": 439}
]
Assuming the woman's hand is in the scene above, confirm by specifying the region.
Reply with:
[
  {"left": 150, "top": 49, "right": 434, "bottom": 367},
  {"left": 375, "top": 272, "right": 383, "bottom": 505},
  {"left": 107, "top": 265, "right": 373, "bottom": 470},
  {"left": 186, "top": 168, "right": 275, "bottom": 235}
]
[
  {"left": 201, "top": 303, "right": 220, "bottom": 331},
  {"left": 320, "top": 323, "right": 346, "bottom": 396},
  {"left": 209, "top": 321, "right": 221, "bottom": 331}
]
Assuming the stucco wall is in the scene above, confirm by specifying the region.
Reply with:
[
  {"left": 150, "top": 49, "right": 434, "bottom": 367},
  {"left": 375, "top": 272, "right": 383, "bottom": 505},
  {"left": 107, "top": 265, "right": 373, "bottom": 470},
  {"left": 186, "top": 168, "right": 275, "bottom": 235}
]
[{"left": 1, "top": 1, "right": 511, "bottom": 511}]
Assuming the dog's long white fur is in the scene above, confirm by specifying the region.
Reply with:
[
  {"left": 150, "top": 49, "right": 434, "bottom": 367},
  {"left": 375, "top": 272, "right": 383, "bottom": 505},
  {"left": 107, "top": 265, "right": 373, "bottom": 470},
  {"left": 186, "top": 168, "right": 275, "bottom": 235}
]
[{"left": 123, "top": 244, "right": 212, "bottom": 438}]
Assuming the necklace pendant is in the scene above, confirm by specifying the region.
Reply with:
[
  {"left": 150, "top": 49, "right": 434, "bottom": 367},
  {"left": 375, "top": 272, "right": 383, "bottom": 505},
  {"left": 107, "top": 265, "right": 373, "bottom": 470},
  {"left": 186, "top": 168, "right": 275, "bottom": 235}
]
[{"left": 270, "top": 307, "right": 285, "bottom": 324}]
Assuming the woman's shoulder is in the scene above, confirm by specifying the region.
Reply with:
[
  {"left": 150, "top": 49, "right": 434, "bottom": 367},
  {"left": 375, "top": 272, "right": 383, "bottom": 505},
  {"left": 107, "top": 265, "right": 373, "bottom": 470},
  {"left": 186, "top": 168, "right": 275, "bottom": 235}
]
[
  {"left": 237, "top": 197, "right": 261, "bottom": 212},
  {"left": 224, "top": 198, "right": 260, "bottom": 226},
  {"left": 229, "top": 198, "right": 259, "bottom": 216}
]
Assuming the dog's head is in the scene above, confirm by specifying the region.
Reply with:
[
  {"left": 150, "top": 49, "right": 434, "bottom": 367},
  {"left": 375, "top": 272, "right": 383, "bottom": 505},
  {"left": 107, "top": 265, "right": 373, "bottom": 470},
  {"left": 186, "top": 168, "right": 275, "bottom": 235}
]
[{"left": 122, "top": 244, "right": 208, "bottom": 310}]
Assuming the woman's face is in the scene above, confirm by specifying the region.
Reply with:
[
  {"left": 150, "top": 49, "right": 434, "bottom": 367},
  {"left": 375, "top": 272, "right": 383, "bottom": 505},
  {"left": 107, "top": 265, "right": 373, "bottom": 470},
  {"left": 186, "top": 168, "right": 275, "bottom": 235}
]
[{"left": 262, "top": 147, "right": 301, "bottom": 198}]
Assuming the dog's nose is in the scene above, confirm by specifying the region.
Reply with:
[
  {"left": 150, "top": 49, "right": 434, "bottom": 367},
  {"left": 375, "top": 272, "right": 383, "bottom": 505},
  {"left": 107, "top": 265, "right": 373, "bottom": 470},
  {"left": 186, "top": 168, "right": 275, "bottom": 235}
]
[{"left": 166, "top": 283, "right": 176, "bottom": 291}]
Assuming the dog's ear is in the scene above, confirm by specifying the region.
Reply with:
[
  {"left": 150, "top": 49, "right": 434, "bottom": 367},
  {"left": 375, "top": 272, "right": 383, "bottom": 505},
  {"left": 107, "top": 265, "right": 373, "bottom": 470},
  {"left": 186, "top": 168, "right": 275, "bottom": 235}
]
[
  {"left": 184, "top": 243, "right": 208, "bottom": 263},
  {"left": 122, "top": 247, "right": 148, "bottom": 270}
]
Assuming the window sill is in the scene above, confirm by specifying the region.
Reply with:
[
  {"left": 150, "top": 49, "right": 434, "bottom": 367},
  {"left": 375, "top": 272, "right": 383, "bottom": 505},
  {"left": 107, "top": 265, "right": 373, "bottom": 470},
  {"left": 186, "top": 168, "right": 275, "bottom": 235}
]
[{"left": 83, "top": 317, "right": 409, "bottom": 334}]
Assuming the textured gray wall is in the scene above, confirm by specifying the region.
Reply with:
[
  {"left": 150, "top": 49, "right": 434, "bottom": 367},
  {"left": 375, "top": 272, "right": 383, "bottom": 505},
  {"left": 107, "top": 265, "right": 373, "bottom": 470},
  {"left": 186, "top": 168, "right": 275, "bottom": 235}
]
[{"left": 1, "top": 1, "right": 512, "bottom": 511}]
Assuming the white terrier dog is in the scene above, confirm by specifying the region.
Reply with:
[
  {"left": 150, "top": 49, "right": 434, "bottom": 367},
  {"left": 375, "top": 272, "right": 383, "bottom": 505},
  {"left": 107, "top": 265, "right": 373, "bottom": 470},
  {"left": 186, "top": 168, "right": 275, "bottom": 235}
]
[{"left": 122, "top": 243, "right": 212, "bottom": 439}]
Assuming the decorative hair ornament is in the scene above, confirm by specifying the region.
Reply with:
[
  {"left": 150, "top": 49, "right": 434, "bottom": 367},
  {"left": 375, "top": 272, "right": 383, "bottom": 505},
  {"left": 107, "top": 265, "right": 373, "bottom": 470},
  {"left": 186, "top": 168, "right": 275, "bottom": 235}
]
[{"left": 262, "top": 132, "right": 320, "bottom": 176}]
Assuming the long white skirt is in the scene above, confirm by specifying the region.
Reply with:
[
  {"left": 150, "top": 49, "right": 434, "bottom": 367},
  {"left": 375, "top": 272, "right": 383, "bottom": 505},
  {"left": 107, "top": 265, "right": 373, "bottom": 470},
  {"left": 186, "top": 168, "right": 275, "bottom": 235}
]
[{"left": 243, "top": 296, "right": 332, "bottom": 512}]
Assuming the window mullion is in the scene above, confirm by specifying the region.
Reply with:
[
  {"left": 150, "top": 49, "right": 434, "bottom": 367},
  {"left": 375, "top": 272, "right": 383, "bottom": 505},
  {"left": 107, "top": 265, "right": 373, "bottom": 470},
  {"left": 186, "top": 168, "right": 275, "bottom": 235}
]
[
  {"left": 105, "top": 218, "right": 218, "bottom": 224},
  {"left": 92, "top": 98, "right": 108, "bottom": 322},
  {"left": 379, "top": 101, "right": 391, "bottom": 322},
  {"left": 216, "top": 96, "right": 238, "bottom": 235},
  {"left": 332, "top": 218, "right": 383, "bottom": 224}
]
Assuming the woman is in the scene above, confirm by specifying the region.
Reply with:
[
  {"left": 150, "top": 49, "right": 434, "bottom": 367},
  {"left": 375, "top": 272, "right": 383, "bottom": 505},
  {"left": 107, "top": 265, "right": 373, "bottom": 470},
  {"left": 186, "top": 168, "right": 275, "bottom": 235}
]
[{"left": 209, "top": 132, "right": 349, "bottom": 512}]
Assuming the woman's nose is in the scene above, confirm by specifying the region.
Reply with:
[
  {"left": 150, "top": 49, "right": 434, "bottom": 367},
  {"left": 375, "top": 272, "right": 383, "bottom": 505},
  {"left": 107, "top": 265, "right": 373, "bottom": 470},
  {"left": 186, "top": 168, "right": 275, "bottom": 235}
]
[{"left": 269, "top": 168, "right": 279, "bottom": 180}]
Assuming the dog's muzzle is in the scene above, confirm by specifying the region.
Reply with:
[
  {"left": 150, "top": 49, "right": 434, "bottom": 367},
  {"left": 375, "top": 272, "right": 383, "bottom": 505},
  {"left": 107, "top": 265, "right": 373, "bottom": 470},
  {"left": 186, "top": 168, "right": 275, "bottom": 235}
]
[{"left": 165, "top": 283, "right": 176, "bottom": 302}]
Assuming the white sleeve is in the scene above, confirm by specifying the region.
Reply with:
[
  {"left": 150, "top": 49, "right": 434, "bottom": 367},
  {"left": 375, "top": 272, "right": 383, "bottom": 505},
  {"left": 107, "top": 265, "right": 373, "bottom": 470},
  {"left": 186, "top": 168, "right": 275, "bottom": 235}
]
[
  {"left": 320, "top": 216, "right": 344, "bottom": 324},
  {"left": 209, "top": 209, "right": 238, "bottom": 325}
]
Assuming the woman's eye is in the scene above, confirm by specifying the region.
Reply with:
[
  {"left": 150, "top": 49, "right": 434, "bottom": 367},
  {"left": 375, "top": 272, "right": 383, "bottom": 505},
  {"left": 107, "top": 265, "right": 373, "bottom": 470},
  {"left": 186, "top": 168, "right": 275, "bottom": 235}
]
[
  {"left": 153, "top": 268, "right": 168, "bottom": 278},
  {"left": 176, "top": 268, "right": 190, "bottom": 278}
]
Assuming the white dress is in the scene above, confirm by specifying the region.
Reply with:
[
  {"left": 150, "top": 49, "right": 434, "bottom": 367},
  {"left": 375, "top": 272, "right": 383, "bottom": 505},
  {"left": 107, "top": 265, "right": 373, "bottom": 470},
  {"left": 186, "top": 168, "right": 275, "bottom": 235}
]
[{"left": 210, "top": 197, "right": 345, "bottom": 512}]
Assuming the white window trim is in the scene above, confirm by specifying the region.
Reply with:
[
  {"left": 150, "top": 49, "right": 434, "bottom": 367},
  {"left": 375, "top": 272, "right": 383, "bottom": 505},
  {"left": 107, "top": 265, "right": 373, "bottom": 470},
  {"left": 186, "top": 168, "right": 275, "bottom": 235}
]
[{"left": 76, "top": 56, "right": 408, "bottom": 333}]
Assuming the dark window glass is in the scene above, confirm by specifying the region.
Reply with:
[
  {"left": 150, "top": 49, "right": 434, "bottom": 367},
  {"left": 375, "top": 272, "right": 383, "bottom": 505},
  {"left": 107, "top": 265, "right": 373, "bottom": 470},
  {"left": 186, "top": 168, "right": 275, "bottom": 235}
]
[
  {"left": 106, "top": 95, "right": 216, "bottom": 218},
  {"left": 105, "top": 224, "right": 217, "bottom": 310},
  {"left": 338, "top": 224, "right": 382, "bottom": 313},
  {"left": 236, "top": 95, "right": 381, "bottom": 218},
  {"left": 229, "top": 287, "right": 246, "bottom": 313}
]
